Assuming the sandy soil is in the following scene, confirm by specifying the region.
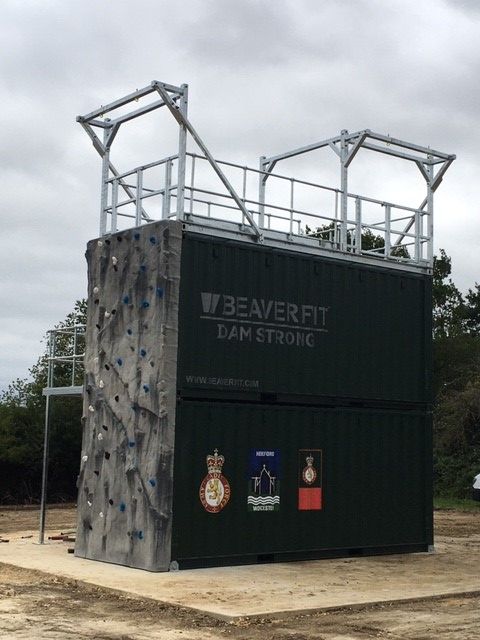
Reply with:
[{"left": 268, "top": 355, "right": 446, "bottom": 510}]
[{"left": 0, "top": 506, "right": 479, "bottom": 639}]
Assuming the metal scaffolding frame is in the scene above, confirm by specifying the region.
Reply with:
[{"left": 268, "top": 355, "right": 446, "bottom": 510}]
[
  {"left": 77, "top": 80, "right": 455, "bottom": 272},
  {"left": 39, "top": 325, "right": 85, "bottom": 544}
]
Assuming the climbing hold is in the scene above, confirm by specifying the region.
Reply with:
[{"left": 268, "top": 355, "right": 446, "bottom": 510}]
[
  {"left": 138, "top": 531, "right": 144, "bottom": 540},
  {"left": 114, "top": 395, "right": 119, "bottom": 402},
  {"left": 116, "top": 358, "right": 123, "bottom": 366},
  {"left": 99, "top": 380, "right": 105, "bottom": 389},
  {"left": 94, "top": 470, "right": 99, "bottom": 476},
  {"left": 119, "top": 503, "right": 126, "bottom": 512},
  {"left": 111, "top": 309, "right": 116, "bottom": 315},
  {"left": 141, "top": 300, "right": 150, "bottom": 309},
  {"left": 108, "top": 499, "right": 114, "bottom": 505},
  {"left": 105, "top": 239, "right": 111, "bottom": 245},
  {"left": 128, "top": 441, "right": 135, "bottom": 448},
  {"left": 134, "top": 232, "right": 140, "bottom": 240},
  {"left": 149, "top": 236, "right": 156, "bottom": 245},
  {"left": 82, "top": 455, "right": 88, "bottom": 463},
  {"left": 99, "top": 512, "right": 104, "bottom": 518},
  {"left": 104, "top": 363, "right": 110, "bottom": 370},
  {"left": 93, "top": 286, "right": 99, "bottom": 294},
  {"left": 88, "top": 405, "right": 94, "bottom": 413},
  {"left": 140, "top": 265, "right": 146, "bottom": 272},
  {"left": 97, "top": 433, "right": 104, "bottom": 441},
  {"left": 148, "top": 479, "right": 156, "bottom": 487},
  {"left": 104, "top": 452, "right": 110, "bottom": 460},
  {"left": 104, "top": 311, "right": 111, "bottom": 318},
  {"left": 156, "top": 287, "right": 164, "bottom": 298},
  {"left": 112, "top": 256, "right": 118, "bottom": 265},
  {"left": 127, "top": 328, "right": 133, "bottom": 335},
  {"left": 143, "top": 384, "right": 150, "bottom": 393},
  {"left": 102, "top": 424, "right": 108, "bottom": 431},
  {"left": 97, "top": 240, "right": 103, "bottom": 247},
  {"left": 96, "top": 324, "right": 101, "bottom": 330},
  {"left": 140, "top": 348, "right": 146, "bottom": 357},
  {"left": 87, "top": 501, "right": 92, "bottom": 507},
  {"left": 123, "top": 295, "right": 130, "bottom": 304},
  {"left": 116, "top": 236, "right": 123, "bottom": 242}
]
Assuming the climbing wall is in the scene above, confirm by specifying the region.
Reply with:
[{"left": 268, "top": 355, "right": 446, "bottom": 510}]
[{"left": 75, "top": 220, "right": 183, "bottom": 571}]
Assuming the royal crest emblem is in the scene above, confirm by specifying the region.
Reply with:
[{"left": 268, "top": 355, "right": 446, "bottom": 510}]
[
  {"left": 199, "top": 449, "right": 231, "bottom": 513},
  {"left": 302, "top": 454, "right": 317, "bottom": 485}
]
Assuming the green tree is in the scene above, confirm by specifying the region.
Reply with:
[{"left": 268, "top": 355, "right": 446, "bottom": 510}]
[{"left": 0, "top": 300, "right": 86, "bottom": 504}]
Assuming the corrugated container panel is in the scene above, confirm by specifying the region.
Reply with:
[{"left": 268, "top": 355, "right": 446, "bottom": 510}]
[
  {"left": 171, "top": 402, "right": 432, "bottom": 568},
  {"left": 177, "top": 233, "right": 432, "bottom": 405}
]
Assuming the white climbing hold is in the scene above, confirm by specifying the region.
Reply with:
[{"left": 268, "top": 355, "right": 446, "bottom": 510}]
[
  {"left": 87, "top": 501, "right": 92, "bottom": 507},
  {"left": 99, "top": 512, "right": 104, "bottom": 518},
  {"left": 97, "top": 240, "right": 103, "bottom": 247},
  {"left": 112, "top": 256, "right": 118, "bottom": 265},
  {"left": 88, "top": 405, "right": 95, "bottom": 413},
  {"left": 105, "top": 311, "right": 111, "bottom": 318},
  {"left": 93, "top": 286, "right": 99, "bottom": 294},
  {"left": 97, "top": 433, "right": 104, "bottom": 441},
  {"left": 82, "top": 455, "right": 88, "bottom": 462},
  {"left": 99, "top": 380, "right": 105, "bottom": 389}
]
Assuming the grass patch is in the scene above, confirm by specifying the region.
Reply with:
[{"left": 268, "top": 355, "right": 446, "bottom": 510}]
[{"left": 434, "top": 496, "right": 480, "bottom": 511}]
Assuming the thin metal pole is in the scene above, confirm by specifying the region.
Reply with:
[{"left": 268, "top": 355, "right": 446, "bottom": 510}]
[
  {"left": 189, "top": 155, "right": 195, "bottom": 215},
  {"left": 111, "top": 179, "right": 118, "bottom": 233},
  {"left": 340, "top": 130, "right": 349, "bottom": 252},
  {"left": 289, "top": 179, "right": 295, "bottom": 238},
  {"left": 136, "top": 169, "right": 143, "bottom": 227},
  {"left": 163, "top": 161, "right": 172, "bottom": 218},
  {"left": 258, "top": 156, "right": 266, "bottom": 228},
  {"left": 176, "top": 84, "right": 188, "bottom": 220},
  {"left": 385, "top": 204, "right": 391, "bottom": 258},
  {"left": 39, "top": 332, "right": 54, "bottom": 544},
  {"left": 38, "top": 394, "right": 51, "bottom": 544},
  {"left": 426, "top": 160, "right": 434, "bottom": 264},
  {"left": 99, "top": 124, "right": 110, "bottom": 236},
  {"left": 355, "top": 198, "right": 362, "bottom": 253}
]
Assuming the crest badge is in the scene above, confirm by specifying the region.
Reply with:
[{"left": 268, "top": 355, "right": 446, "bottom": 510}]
[
  {"left": 247, "top": 449, "right": 280, "bottom": 512},
  {"left": 298, "top": 449, "right": 323, "bottom": 511},
  {"left": 302, "top": 454, "right": 317, "bottom": 485},
  {"left": 199, "top": 449, "right": 231, "bottom": 513}
]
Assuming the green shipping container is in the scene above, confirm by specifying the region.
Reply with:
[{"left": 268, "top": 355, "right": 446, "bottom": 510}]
[
  {"left": 171, "top": 402, "right": 432, "bottom": 568},
  {"left": 177, "top": 233, "right": 432, "bottom": 406}
]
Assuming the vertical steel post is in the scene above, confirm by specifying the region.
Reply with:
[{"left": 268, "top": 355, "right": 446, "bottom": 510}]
[
  {"left": 176, "top": 85, "right": 188, "bottom": 220},
  {"left": 426, "top": 160, "right": 434, "bottom": 264},
  {"left": 355, "top": 198, "right": 362, "bottom": 253},
  {"left": 39, "top": 332, "right": 54, "bottom": 545},
  {"left": 289, "top": 179, "right": 295, "bottom": 238},
  {"left": 258, "top": 156, "right": 266, "bottom": 229},
  {"left": 163, "top": 161, "right": 172, "bottom": 219},
  {"left": 136, "top": 168, "right": 143, "bottom": 227},
  {"left": 99, "top": 123, "right": 111, "bottom": 236},
  {"left": 385, "top": 205, "right": 391, "bottom": 258},
  {"left": 340, "top": 130, "right": 349, "bottom": 252},
  {"left": 414, "top": 209, "right": 421, "bottom": 262},
  {"left": 189, "top": 155, "right": 196, "bottom": 215},
  {"left": 111, "top": 179, "right": 118, "bottom": 233}
]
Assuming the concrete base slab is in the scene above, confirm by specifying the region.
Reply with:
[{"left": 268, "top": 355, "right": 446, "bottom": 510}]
[{"left": 1, "top": 531, "right": 479, "bottom": 621}]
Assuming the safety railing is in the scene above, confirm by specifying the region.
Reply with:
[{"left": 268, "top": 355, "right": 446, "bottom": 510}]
[
  {"left": 44, "top": 324, "right": 86, "bottom": 394},
  {"left": 103, "top": 152, "right": 430, "bottom": 265}
]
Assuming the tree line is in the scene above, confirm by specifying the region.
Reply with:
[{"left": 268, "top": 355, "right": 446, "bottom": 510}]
[{"left": 0, "top": 256, "right": 478, "bottom": 503}]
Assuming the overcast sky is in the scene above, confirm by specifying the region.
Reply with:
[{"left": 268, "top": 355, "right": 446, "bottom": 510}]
[{"left": 1, "top": 0, "right": 479, "bottom": 392}]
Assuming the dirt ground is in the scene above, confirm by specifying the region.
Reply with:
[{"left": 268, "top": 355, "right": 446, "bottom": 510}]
[{"left": 0, "top": 506, "right": 479, "bottom": 640}]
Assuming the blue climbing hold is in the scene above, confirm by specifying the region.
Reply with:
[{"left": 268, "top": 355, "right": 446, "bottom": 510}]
[
  {"left": 149, "top": 236, "right": 156, "bottom": 245},
  {"left": 119, "top": 502, "right": 126, "bottom": 512},
  {"left": 140, "top": 348, "right": 146, "bottom": 357},
  {"left": 140, "top": 265, "right": 146, "bottom": 272},
  {"left": 138, "top": 531, "right": 144, "bottom": 540},
  {"left": 127, "top": 328, "right": 133, "bottom": 335},
  {"left": 134, "top": 233, "right": 140, "bottom": 240},
  {"left": 156, "top": 287, "right": 164, "bottom": 298},
  {"left": 128, "top": 440, "right": 135, "bottom": 447},
  {"left": 143, "top": 384, "right": 149, "bottom": 393},
  {"left": 141, "top": 300, "right": 150, "bottom": 308},
  {"left": 116, "top": 358, "right": 123, "bottom": 366},
  {"left": 123, "top": 295, "right": 130, "bottom": 304},
  {"left": 148, "top": 479, "right": 156, "bottom": 487}
]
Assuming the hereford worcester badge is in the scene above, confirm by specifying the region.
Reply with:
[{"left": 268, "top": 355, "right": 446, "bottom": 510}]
[{"left": 199, "top": 449, "right": 231, "bottom": 513}]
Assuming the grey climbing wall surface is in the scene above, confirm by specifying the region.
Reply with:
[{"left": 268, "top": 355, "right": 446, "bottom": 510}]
[{"left": 75, "top": 220, "right": 182, "bottom": 571}]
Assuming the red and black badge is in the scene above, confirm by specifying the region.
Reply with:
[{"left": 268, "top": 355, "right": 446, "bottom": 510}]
[{"left": 298, "top": 449, "right": 322, "bottom": 511}]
